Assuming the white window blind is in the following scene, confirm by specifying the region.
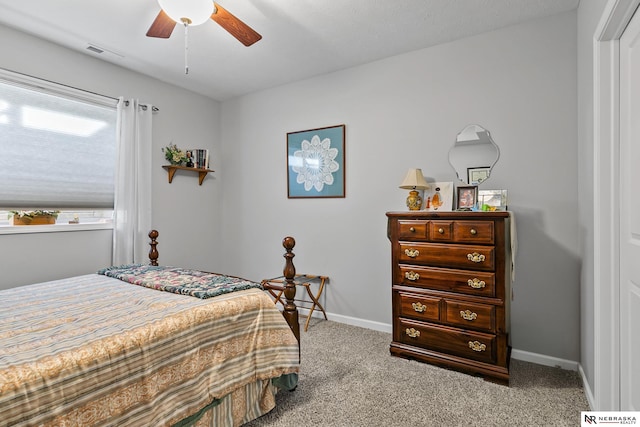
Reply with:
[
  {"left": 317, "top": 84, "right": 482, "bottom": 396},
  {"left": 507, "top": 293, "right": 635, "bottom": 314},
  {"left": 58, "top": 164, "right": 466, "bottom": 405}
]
[{"left": 0, "top": 70, "right": 117, "bottom": 209}]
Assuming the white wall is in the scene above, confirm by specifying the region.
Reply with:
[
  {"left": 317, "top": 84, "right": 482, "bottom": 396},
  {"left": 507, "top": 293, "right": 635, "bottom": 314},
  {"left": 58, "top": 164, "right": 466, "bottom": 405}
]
[
  {"left": 0, "top": 229, "right": 113, "bottom": 287},
  {"left": 0, "top": 24, "right": 224, "bottom": 289},
  {"left": 220, "top": 12, "right": 580, "bottom": 361}
]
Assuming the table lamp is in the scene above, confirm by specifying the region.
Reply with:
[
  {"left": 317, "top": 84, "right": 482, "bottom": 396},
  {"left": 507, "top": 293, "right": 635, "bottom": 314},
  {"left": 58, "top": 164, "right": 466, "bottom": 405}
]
[{"left": 399, "top": 168, "right": 429, "bottom": 210}]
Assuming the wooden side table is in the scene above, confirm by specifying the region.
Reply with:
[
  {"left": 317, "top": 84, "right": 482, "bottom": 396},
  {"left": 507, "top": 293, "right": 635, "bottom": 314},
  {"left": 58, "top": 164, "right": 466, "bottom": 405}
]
[{"left": 261, "top": 274, "right": 328, "bottom": 332}]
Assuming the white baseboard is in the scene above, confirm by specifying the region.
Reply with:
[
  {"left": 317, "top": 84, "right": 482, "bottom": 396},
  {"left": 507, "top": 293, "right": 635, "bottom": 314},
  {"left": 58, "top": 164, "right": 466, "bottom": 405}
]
[
  {"left": 510, "top": 348, "right": 578, "bottom": 371},
  {"left": 578, "top": 364, "right": 595, "bottom": 410},
  {"left": 302, "top": 311, "right": 583, "bottom": 374},
  {"left": 299, "top": 309, "right": 392, "bottom": 333}
]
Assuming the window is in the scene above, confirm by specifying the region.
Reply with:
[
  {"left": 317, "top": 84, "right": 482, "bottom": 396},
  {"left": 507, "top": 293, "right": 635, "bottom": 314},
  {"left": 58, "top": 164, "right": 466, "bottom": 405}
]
[{"left": 0, "top": 69, "right": 118, "bottom": 226}]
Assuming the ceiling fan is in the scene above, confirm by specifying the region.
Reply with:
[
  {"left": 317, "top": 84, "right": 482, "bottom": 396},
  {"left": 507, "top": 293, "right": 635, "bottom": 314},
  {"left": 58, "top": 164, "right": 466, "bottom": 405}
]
[{"left": 146, "top": 0, "right": 262, "bottom": 47}]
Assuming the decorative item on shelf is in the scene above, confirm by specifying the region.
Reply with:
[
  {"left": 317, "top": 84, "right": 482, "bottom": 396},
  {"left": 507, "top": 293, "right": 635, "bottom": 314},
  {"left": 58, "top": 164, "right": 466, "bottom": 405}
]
[
  {"left": 186, "top": 148, "right": 210, "bottom": 169},
  {"left": 9, "top": 210, "right": 60, "bottom": 226},
  {"left": 162, "top": 143, "right": 187, "bottom": 165},
  {"left": 399, "top": 168, "right": 429, "bottom": 210}
]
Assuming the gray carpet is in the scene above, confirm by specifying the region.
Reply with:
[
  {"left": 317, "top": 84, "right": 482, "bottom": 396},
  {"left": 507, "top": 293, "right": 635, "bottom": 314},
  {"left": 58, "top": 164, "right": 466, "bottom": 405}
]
[{"left": 246, "top": 318, "right": 589, "bottom": 427}]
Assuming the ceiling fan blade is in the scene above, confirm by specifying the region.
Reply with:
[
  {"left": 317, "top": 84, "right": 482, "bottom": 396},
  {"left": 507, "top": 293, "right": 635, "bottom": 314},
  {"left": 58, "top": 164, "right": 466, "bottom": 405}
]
[
  {"left": 146, "top": 10, "right": 176, "bottom": 38},
  {"left": 211, "top": 2, "right": 262, "bottom": 46}
]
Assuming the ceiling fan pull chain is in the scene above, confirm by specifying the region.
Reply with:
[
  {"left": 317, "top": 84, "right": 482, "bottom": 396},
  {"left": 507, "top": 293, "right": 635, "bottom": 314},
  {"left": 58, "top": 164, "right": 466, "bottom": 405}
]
[{"left": 184, "top": 22, "right": 189, "bottom": 75}]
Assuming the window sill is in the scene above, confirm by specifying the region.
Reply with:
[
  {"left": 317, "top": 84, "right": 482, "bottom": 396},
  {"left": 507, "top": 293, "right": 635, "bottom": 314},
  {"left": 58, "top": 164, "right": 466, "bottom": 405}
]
[{"left": 0, "top": 222, "right": 113, "bottom": 235}]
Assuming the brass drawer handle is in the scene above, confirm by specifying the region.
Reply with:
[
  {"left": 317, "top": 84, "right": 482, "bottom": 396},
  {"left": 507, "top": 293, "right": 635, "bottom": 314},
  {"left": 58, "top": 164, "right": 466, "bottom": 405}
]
[
  {"left": 405, "top": 271, "right": 420, "bottom": 281},
  {"left": 468, "top": 341, "right": 486, "bottom": 352},
  {"left": 405, "top": 249, "right": 419, "bottom": 258},
  {"left": 460, "top": 310, "right": 478, "bottom": 321},
  {"left": 467, "top": 252, "right": 486, "bottom": 263},
  {"left": 470, "top": 228, "right": 477, "bottom": 235},
  {"left": 468, "top": 278, "right": 486, "bottom": 289},
  {"left": 409, "top": 227, "right": 416, "bottom": 232},
  {"left": 438, "top": 228, "right": 444, "bottom": 234},
  {"left": 406, "top": 328, "right": 420, "bottom": 338},
  {"left": 412, "top": 302, "right": 427, "bottom": 313}
]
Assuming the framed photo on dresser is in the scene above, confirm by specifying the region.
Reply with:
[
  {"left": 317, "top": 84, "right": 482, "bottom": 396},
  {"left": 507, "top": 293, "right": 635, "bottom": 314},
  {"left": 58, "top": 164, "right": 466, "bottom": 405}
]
[
  {"left": 456, "top": 186, "right": 477, "bottom": 210},
  {"left": 478, "top": 189, "right": 508, "bottom": 211}
]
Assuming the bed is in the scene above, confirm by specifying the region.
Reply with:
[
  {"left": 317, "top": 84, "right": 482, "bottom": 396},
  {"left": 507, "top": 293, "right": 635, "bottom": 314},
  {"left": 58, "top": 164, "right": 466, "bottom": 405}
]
[{"left": 0, "top": 230, "right": 300, "bottom": 427}]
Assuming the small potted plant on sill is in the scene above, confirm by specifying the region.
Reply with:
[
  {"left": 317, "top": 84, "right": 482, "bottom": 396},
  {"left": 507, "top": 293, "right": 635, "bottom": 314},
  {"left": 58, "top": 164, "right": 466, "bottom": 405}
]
[{"left": 9, "top": 210, "right": 60, "bottom": 226}]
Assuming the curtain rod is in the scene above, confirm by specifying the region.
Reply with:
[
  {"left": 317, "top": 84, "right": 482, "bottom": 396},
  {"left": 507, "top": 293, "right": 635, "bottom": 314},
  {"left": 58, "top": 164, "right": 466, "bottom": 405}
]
[
  {"left": 123, "top": 100, "right": 159, "bottom": 112},
  {"left": 0, "top": 67, "right": 159, "bottom": 112}
]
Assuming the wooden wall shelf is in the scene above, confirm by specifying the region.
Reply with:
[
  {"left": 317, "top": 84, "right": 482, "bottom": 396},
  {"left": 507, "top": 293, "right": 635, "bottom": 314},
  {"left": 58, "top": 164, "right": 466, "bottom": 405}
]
[{"left": 162, "top": 165, "right": 214, "bottom": 185}]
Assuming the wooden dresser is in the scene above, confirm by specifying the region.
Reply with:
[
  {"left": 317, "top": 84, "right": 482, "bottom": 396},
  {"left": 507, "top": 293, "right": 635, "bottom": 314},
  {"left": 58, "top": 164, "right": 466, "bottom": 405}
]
[{"left": 386, "top": 211, "right": 512, "bottom": 385}]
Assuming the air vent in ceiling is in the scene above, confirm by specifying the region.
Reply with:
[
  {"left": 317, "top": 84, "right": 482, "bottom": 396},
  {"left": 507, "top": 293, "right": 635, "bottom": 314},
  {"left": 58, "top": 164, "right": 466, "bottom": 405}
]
[
  {"left": 85, "top": 44, "right": 124, "bottom": 59},
  {"left": 86, "top": 45, "right": 104, "bottom": 54}
]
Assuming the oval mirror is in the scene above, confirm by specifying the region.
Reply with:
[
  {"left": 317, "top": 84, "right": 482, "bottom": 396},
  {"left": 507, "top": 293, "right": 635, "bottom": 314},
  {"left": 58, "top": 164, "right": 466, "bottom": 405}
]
[{"left": 448, "top": 124, "right": 500, "bottom": 185}]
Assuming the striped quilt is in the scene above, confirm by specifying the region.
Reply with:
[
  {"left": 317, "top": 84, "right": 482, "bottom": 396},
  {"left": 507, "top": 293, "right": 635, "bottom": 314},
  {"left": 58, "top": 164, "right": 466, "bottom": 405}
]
[{"left": 0, "top": 274, "right": 299, "bottom": 426}]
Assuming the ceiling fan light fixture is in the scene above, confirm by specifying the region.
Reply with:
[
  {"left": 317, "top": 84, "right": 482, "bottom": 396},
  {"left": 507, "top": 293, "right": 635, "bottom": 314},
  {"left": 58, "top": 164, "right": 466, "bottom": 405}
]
[{"left": 157, "top": 0, "right": 214, "bottom": 26}]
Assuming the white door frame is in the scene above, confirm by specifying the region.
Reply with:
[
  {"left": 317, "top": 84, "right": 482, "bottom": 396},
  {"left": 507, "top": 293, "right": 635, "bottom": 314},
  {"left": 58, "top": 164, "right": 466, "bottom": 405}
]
[{"left": 593, "top": 0, "right": 640, "bottom": 411}]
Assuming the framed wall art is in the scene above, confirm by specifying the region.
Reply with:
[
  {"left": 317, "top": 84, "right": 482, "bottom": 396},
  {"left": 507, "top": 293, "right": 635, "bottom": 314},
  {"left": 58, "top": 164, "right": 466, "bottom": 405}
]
[
  {"left": 287, "top": 124, "right": 345, "bottom": 198},
  {"left": 456, "top": 186, "right": 477, "bottom": 210},
  {"left": 424, "top": 182, "right": 453, "bottom": 211},
  {"left": 467, "top": 167, "right": 491, "bottom": 185}
]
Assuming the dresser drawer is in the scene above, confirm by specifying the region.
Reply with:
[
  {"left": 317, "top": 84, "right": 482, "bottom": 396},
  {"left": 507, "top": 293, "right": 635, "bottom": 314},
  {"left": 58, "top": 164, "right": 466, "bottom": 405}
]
[
  {"left": 429, "top": 221, "right": 453, "bottom": 241},
  {"left": 397, "top": 220, "right": 428, "bottom": 240},
  {"left": 429, "top": 220, "right": 494, "bottom": 244},
  {"left": 443, "top": 299, "right": 495, "bottom": 332},
  {"left": 398, "top": 242, "right": 495, "bottom": 271},
  {"left": 453, "top": 221, "right": 494, "bottom": 244},
  {"left": 397, "top": 318, "right": 496, "bottom": 364},
  {"left": 396, "top": 291, "right": 441, "bottom": 322},
  {"left": 397, "top": 265, "right": 496, "bottom": 297}
]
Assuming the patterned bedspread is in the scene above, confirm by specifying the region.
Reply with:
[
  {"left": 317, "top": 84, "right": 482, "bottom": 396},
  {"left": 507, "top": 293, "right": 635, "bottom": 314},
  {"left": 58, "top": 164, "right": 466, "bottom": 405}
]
[
  {"left": 0, "top": 274, "right": 299, "bottom": 426},
  {"left": 98, "top": 264, "right": 263, "bottom": 299}
]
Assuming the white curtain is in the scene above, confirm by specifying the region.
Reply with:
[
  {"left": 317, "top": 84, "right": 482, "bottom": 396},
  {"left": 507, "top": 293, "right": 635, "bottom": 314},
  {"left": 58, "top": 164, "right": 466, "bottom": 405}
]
[{"left": 113, "top": 98, "right": 153, "bottom": 265}]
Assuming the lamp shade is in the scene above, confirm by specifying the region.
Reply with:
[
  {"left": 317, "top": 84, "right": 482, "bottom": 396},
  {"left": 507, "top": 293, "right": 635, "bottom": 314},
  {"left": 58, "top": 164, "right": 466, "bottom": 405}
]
[
  {"left": 399, "top": 168, "right": 429, "bottom": 189},
  {"left": 158, "top": 0, "right": 214, "bottom": 26}
]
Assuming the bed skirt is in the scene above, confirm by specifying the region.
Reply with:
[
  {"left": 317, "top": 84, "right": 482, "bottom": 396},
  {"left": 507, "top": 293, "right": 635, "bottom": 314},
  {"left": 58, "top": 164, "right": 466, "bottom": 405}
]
[{"left": 179, "top": 374, "right": 297, "bottom": 427}]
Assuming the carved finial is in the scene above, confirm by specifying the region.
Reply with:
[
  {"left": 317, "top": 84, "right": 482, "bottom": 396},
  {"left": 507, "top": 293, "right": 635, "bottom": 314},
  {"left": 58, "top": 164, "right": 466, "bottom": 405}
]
[
  {"left": 282, "top": 236, "right": 295, "bottom": 251},
  {"left": 148, "top": 230, "right": 159, "bottom": 266}
]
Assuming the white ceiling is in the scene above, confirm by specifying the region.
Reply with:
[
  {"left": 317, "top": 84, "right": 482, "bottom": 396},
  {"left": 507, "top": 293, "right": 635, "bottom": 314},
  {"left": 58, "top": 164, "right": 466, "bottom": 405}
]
[{"left": 0, "top": 0, "right": 579, "bottom": 101}]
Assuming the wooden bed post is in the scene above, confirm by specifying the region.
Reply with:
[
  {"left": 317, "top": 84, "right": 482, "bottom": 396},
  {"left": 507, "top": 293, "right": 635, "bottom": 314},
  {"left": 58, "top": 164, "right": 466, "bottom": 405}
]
[
  {"left": 282, "top": 236, "right": 301, "bottom": 346},
  {"left": 149, "top": 230, "right": 159, "bottom": 266}
]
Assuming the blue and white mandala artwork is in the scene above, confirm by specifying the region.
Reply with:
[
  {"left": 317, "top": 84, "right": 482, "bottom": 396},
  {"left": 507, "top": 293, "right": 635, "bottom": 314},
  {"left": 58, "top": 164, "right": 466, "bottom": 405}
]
[
  {"left": 287, "top": 125, "right": 345, "bottom": 198},
  {"left": 292, "top": 135, "right": 339, "bottom": 192}
]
